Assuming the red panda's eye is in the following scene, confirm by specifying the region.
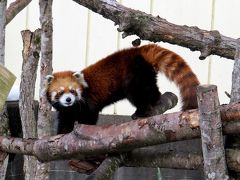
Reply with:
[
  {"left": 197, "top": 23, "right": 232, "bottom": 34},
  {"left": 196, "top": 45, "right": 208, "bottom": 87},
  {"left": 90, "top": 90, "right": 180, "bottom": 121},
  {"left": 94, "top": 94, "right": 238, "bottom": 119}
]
[
  {"left": 58, "top": 90, "right": 64, "bottom": 96},
  {"left": 70, "top": 89, "right": 75, "bottom": 94}
]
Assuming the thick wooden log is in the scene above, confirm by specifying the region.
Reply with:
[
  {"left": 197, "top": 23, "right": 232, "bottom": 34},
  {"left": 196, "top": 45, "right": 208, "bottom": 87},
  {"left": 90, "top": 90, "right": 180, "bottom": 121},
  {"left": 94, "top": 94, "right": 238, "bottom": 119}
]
[
  {"left": 1, "top": 102, "right": 240, "bottom": 162},
  {"left": 65, "top": 146, "right": 240, "bottom": 174},
  {"left": 19, "top": 29, "right": 41, "bottom": 180},
  {"left": 226, "top": 37, "right": 240, "bottom": 179},
  {"left": 72, "top": 0, "right": 239, "bottom": 60},
  {"left": 36, "top": 0, "right": 53, "bottom": 179},
  {"left": 197, "top": 85, "right": 229, "bottom": 180}
]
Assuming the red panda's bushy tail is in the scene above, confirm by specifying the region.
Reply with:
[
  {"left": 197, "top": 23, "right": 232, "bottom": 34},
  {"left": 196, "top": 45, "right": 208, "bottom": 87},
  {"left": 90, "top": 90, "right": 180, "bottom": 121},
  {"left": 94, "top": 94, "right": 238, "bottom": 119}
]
[{"left": 140, "top": 44, "right": 200, "bottom": 110}]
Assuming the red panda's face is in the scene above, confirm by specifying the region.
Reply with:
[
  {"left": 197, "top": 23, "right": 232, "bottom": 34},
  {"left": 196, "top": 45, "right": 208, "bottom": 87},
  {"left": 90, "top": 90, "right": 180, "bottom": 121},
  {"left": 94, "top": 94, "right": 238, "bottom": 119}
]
[{"left": 44, "top": 71, "right": 88, "bottom": 109}]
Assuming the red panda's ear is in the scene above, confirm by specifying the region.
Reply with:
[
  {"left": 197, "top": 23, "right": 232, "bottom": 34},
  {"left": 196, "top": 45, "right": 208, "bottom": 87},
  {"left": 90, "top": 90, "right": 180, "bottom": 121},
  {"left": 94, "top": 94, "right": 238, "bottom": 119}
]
[
  {"left": 72, "top": 72, "right": 88, "bottom": 88},
  {"left": 45, "top": 75, "right": 54, "bottom": 85},
  {"left": 40, "top": 75, "right": 54, "bottom": 97}
]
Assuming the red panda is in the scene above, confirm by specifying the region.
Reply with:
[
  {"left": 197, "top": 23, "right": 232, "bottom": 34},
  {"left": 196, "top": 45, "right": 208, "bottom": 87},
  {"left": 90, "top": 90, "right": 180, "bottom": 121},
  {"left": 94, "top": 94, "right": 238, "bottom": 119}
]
[{"left": 44, "top": 44, "right": 200, "bottom": 134}]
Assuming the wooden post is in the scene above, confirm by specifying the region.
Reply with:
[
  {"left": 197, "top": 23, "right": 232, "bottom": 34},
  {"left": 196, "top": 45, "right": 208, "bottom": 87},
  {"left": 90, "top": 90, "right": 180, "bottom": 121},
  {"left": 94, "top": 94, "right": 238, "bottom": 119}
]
[
  {"left": 19, "top": 29, "right": 41, "bottom": 180},
  {"left": 36, "top": 0, "right": 53, "bottom": 179},
  {"left": 0, "top": 1, "right": 10, "bottom": 179},
  {"left": 226, "top": 39, "right": 240, "bottom": 179},
  {"left": 197, "top": 85, "right": 229, "bottom": 180}
]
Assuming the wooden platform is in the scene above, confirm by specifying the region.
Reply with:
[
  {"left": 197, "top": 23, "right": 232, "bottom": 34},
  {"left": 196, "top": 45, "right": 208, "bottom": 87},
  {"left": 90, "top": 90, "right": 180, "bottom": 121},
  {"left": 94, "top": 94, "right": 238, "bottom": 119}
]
[{"left": 5, "top": 101, "right": 203, "bottom": 180}]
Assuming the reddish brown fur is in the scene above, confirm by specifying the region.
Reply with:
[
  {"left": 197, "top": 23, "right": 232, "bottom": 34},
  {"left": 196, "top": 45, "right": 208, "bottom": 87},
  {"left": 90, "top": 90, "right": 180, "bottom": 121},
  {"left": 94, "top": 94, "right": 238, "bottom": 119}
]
[
  {"left": 140, "top": 44, "right": 200, "bottom": 109},
  {"left": 48, "top": 71, "right": 85, "bottom": 94},
  {"left": 81, "top": 44, "right": 199, "bottom": 110},
  {"left": 47, "top": 44, "right": 199, "bottom": 112},
  {"left": 46, "top": 44, "right": 200, "bottom": 133}
]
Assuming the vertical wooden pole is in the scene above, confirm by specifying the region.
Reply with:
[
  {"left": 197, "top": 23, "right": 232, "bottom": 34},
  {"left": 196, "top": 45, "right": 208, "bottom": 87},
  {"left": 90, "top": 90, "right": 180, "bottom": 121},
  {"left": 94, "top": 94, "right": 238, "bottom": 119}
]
[
  {"left": 36, "top": 0, "right": 53, "bottom": 179},
  {"left": 197, "top": 85, "right": 229, "bottom": 180},
  {"left": 0, "top": 0, "right": 6, "bottom": 65},
  {"left": 20, "top": 29, "right": 41, "bottom": 180},
  {"left": 226, "top": 39, "right": 240, "bottom": 179},
  {"left": 0, "top": 1, "right": 11, "bottom": 179}
]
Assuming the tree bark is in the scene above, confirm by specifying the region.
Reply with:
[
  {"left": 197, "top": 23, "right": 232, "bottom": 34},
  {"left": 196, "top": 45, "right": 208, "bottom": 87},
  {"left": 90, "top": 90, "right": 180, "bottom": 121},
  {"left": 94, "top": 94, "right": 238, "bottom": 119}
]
[
  {"left": 85, "top": 155, "right": 125, "bottom": 180},
  {"left": 0, "top": 0, "right": 6, "bottom": 65},
  {"left": 45, "top": 147, "right": 240, "bottom": 174},
  {"left": 72, "top": 0, "right": 239, "bottom": 60},
  {"left": 0, "top": 106, "right": 9, "bottom": 180},
  {"left": 230, "top": 41, "right": 240, "bottom": 102},
  {"left": 124, "top": 147, "right": 203, "bottom": 170},
  {"left": 36, "top": 0, "right": 53, "bottom": 179},
  {"left": 197, "top": 85, "right": 229, "bottom": 180},
  {"left": 125, "top": 147, "right": 240, "bottom": 172},
  {"left": 19, "top": 29, "right": 41, "bottom": 180},
  {"left": 0, "top": 103, "right": 240, "bottom": 162},
  {"left": 226, "top": 39, "right": 240, "bottom": 179},
  {"left": 0, "top": 1, "right": 11, "bottom": 179},
  {"left": 5, "top": 0, "right": 32, "bottom": 25}
]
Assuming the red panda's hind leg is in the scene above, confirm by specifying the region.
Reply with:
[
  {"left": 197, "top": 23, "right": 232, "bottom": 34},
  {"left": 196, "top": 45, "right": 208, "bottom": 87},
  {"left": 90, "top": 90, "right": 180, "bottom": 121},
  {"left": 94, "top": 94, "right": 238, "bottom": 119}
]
[
  {"left": 131, "top": 92, "right": 178, "bottom": 119},
  {"left": 126, "top": 55, "right": 178, "bottom": 120},
  {"left": 124, "top": 55, "right": 161, "bottom": 119}
]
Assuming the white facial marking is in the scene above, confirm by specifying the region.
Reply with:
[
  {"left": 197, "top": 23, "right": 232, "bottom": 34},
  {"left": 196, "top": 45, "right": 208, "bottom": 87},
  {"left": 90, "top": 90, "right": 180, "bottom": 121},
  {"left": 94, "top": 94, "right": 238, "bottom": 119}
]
[
  {"left": 69, "top": 86, "right": 73, "bottom": 90},
  {"left": 51, "top": 91, "right": 57, "bottom": 101},
  {"left": 60, "top": 86, "right": 65, "bottom": 91},
  {"left": 76, "top": 88, "right": 82, "bottom": 99},
  {"left": 59, "top": 93, "right": 76, "bottom": 107}
]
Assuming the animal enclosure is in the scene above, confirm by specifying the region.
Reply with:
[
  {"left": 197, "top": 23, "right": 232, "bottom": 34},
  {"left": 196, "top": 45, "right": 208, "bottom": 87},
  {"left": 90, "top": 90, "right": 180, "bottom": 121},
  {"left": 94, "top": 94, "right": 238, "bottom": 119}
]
[{"left": 1, "top": 0, "right": 240, "bottom": 180}]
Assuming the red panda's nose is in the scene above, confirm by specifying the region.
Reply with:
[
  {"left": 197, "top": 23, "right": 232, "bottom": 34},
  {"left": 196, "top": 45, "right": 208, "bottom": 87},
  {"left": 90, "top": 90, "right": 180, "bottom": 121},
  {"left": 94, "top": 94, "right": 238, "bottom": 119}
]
[{"left": 66, "top": 97, "right": 72, "bottom": 103}]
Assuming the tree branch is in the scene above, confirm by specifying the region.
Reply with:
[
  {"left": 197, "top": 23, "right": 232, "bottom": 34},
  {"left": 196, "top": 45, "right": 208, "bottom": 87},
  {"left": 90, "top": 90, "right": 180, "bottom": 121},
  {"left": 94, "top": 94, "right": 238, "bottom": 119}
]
[
  {"left": 124, "top": 147, "right": 202, "bottom": 170},
  {"left": 68, "top": 146, "right": 240, "bottom": 174},
  {"left": 72, "top": 0, "right": 239, "bottom": 60},
  {"left": 85, "top": 155, "right": 125, "bottom": 180},
  {"left": 0, "top": 102, "right": 240, "bottom": 162},
  {"left": 5, "top": 0, "right": 32, "bottom": 25},
  {"left": 125, "top": 147, "right": 240, "bottom": 173}
]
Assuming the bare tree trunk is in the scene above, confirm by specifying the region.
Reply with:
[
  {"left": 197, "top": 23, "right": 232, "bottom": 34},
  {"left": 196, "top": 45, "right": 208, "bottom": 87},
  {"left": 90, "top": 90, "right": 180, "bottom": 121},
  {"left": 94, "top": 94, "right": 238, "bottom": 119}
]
[
  {"left": 20, "top": 29, "right": 41, "bottom": 180},
  {"left": 226, "top": 40, "right": 240, "bottom": 179},
  {"left": 36, "top": 0, "right": 53, "bottom": 179},
  {"left": 0, "top": 1, "right": 9, "bottom": 179},
  {"left": 197, "top": 85, "right": 229, "bottom": 180}
]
